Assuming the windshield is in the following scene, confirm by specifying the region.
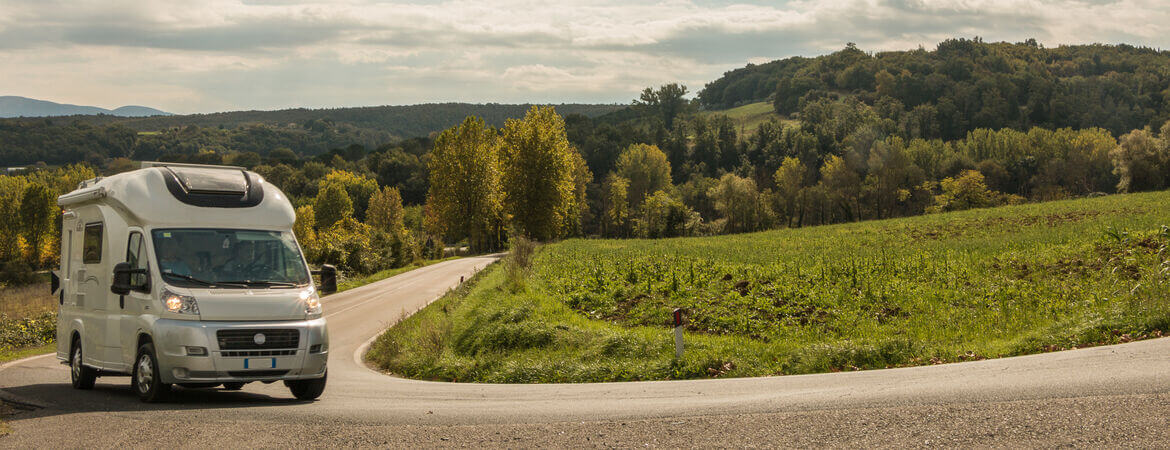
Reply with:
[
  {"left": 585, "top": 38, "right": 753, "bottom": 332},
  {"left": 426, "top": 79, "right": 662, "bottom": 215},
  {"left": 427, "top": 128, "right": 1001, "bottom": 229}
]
[{"left": 152, "top": 228, "right": 310, "bottom": 288}]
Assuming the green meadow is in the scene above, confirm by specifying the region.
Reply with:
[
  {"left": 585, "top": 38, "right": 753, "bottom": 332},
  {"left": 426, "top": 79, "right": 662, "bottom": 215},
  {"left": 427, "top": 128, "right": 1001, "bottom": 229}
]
[{"left": 368, "top": 190, "right": 1170, "bottom": 383}]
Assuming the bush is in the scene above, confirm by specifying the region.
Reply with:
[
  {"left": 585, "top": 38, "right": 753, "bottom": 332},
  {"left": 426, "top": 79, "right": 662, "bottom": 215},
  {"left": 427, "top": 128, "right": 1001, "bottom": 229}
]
[
  {"left": 0, "top": 261, "right": 37, "bottom": 285},
  {"left": 0, "top": 311, "right": 56, "bottom": 351}
]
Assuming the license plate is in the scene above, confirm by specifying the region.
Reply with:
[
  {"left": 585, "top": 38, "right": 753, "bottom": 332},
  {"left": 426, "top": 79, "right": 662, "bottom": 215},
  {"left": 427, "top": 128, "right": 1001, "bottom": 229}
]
[{"left": 244, "top": 358, "right": 275, "bottom": 369}]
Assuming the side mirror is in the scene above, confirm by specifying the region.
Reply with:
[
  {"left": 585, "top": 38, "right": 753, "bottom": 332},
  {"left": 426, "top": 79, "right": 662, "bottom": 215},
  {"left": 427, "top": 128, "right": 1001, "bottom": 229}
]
[
  {"left": 313, "top": 264, "right": 338, "bottom": 294},
  {"left": 111, "top": 262, "right": 133, "bottom": 295},
  {"left": 111, "top": 263, "right": 150, "bottom": 295}
]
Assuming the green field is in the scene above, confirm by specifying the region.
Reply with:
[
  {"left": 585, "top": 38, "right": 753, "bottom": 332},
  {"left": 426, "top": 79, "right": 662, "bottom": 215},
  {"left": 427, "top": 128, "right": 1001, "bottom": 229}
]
[
  {"left": 703, "top": 101, "right": 794, "bottom": 135},
  {"left": 367, "top": 191, "right": 1170, "bottom": 383}
]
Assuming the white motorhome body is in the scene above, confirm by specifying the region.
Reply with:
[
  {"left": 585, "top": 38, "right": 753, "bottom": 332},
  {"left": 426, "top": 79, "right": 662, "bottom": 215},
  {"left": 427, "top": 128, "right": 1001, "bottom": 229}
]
[{"left": 53, "top": 162, "right": 332, "bottom": 402}]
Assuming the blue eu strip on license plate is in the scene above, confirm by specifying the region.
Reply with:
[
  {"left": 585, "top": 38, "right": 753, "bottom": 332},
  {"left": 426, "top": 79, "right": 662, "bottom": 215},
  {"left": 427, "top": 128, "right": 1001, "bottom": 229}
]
[{"left": 244, "top": 358, "right": 276, "bottom": 369}]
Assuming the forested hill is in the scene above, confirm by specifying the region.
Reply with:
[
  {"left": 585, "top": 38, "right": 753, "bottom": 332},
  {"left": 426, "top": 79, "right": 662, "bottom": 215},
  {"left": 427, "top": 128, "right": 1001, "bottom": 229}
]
[
  {"left": 0, "top": 102, "right": 623, "bottom": 166},
  {"left": 697, "top": 39, "right": 1170, "bottom": 138},
  {"left": 28, "top": 102, "right": 623, "bottom": 137}
]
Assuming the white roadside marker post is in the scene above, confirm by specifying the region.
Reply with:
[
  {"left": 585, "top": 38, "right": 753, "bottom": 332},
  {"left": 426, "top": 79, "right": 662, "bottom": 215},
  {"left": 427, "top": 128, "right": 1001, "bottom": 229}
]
[{"left": 673, "top": 308, "right": 685, "bottom": 358}]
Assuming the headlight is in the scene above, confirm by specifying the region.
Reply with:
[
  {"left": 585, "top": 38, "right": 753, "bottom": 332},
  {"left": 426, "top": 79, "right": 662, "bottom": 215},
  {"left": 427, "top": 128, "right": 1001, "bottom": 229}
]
[
  {"left": 161, "top": 289, "right": 200, "bottom": 315},
  {"left": 302, "top": 287, "right": 321, "bottom": 315}
]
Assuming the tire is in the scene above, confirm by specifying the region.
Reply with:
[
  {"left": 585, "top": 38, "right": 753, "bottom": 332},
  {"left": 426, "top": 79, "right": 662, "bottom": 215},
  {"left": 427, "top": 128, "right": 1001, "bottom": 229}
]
[
  {"left": 132, "top": 343, "right": 171, "bottom": 403},
  {"left": 70, "top": 339, "right": 97, "bottom": 390},
  {"left": 222, "top": 382, "right": 246, "bottom": 391},
  {"left": 284, "top": 371, "right": 326, "bottom": 401}
]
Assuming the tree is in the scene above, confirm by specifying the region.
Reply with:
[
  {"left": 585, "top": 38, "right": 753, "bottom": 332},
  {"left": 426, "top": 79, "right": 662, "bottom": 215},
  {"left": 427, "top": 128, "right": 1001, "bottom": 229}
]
[
  {"left": 1110, "top": 129, "right": 1166, "bottom": 192},
  {"left": 426, "top": 116, "right": 504, "bottom": 252},
  {"left": 18, "top": 183, "right": 55, "bottom": 267},
  {"left": 366, "top": 186, "right": 405, "bottom": 235},
  {"left": 105, "top": 157, "right": 138, "bottom": 174},
  {"left": 268, "top": 147, "right": 298, "bottom": 165},
  {"left": 293, "top": 205, "right": 320, "bottom": 262},
  {"left": 500, "top": 106, "right": 578, "bottom": 241},
  {"left": 927, "top": 170, "right": 1021, "bottom": 212},
  {"left": 635, "top": 191, "right": 698, "bottom": 238},
  {"left": 861, "top": 137, "right": 923, "bottom": 219},
  {"left": 602, "top": 174, "right": 630, "bottom": 237},
  {"left": 314, "top": 183, "right": 354, "bottom": 229},
  {"left": 818, "top": 155, "right": 862, "bottom": 222},
  {"left": 613, "top": 143, "right": 672, "bottom": 209},
  {"left": 563, "top": 149, "right": 593, "bottom": 237},
  {"left": 773, "top": 157, "right": 807, "bottom": 227},
  {"left": 320, "top": 170, "right": 378, "bottom": 221},
  {"left": 709, "top": 173, "right": 771, "bottom": 233},
  {"left": 0, "top": 176, "right": 28, "bottom": 263},
  {"left": 228, "top": 151, "right": 262, "bottom": 168},
  {"left": 635, "top": 83, "right": 690, "bottom": 129}
]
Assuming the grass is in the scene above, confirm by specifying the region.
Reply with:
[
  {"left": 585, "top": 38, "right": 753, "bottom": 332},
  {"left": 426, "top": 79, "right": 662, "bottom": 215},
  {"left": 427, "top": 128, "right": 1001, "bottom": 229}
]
[
  {"left": 703, "top": 101, "right": 795, "bottom": 135},
  {"left": 0, "top": 343, "right": 54, "bottom": 364},
  {"left": 335, "top": 256, "right": 463, "bottom": 294},
  {"left": 0, "top": 282, "right": 55, "bottom": 319},
  {"left": 368, "top": 190, "right": 1170, "bottom": 383}
]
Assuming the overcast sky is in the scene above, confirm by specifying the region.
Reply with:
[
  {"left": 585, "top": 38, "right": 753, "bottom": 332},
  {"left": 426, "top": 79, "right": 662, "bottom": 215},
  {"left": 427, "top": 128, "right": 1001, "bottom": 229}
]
[{"left": 1, "top": 0, "right": 1168, "bottom": 114}]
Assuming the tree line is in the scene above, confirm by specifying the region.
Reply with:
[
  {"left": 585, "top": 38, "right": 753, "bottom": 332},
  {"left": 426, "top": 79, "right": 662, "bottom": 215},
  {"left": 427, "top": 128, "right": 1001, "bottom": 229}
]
[{"left": 698, "top": 39, "right": 1170, "bottom": 139}]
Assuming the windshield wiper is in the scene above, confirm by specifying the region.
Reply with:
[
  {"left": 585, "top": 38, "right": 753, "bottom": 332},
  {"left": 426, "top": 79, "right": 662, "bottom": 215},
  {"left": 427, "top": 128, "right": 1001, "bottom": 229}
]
[
  {"left": 162, "top": 272, "right": 249, "bottom": 288},
  {"left": 161, "top": 272, "right": 216, "bottom": 286},
  {"left": 216, "top": 280, "right": 299, "bottom": 288}
]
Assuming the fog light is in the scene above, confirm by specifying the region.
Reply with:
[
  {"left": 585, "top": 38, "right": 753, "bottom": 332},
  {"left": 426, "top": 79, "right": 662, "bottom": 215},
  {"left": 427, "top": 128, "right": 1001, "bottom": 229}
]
[
  {"left": 185, "top": 346, "right": 208, "bottom": 356},
  {"left": 309, "top": 344, "right": 322, "bottom": 353},
  {"left": 172, "top": 367, "right": 189, "bottom": 379}
]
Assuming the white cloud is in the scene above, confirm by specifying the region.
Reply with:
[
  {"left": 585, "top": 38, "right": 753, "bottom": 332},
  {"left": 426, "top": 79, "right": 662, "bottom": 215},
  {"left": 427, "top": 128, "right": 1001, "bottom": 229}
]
[{"left": 0, "top": 0, "right": 1167, "bottom": 113}]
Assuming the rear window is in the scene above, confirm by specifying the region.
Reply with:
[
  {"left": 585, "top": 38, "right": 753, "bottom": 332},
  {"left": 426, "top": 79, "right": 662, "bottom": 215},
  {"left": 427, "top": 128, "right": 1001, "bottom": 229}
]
[{"left": 83, "top": 223, "right": 103, "bottom": 264}]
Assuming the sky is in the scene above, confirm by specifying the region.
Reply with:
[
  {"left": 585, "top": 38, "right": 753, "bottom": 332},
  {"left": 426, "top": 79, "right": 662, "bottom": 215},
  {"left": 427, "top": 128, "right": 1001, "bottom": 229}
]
[{"left": 1, "top": 0, "right": 1169, "bottom": 114}]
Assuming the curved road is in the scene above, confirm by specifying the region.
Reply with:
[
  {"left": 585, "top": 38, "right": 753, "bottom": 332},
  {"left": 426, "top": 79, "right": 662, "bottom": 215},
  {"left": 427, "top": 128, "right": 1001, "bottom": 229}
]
[{"left": 3, "top": 255, "right": 1169, "bottom": 447}]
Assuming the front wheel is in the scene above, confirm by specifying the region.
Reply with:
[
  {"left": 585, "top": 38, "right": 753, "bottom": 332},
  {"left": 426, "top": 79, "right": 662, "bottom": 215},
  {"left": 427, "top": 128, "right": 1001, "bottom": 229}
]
[
  {"left": 70, "top": 340, "right": 97, "bottom": 390},
  {"left": 284, "top": 371, "right": 326, "bottom": 401},
  {"left": 132, "top": 343, "right": 171, "bottom": 403}
]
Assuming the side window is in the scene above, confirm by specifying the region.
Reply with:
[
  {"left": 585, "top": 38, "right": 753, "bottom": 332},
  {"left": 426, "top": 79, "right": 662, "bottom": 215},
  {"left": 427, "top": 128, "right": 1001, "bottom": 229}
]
[
  {"left": 83, "top": 223, "right": 103, "bottom": 264},
  {"left": 126, "top": 232, "right": 148, "bottom": 287}
]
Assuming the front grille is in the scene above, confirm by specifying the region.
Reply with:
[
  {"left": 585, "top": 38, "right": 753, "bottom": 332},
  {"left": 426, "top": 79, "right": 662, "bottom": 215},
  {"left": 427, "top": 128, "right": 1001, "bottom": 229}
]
[
  {"left": 227, "top": 370, "right": 289, "bottom": 378},
  {"left": 221, "top": 349, "right": 297, "bottom": 357},
  {"left": 216, "top": 329, "right": 299, "bottom": 350}
]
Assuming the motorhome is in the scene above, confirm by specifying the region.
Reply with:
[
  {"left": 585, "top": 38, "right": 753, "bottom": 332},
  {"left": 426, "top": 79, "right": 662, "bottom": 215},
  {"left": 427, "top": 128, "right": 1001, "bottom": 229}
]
[{"left": 51, "top": 162, "right": 336, "bottom": 402}]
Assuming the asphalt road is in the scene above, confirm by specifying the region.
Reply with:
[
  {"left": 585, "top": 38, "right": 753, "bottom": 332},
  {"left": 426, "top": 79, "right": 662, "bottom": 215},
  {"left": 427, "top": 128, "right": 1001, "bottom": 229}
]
[{"left": 3, "top": 254, "right": 1169, "bottom": 447}]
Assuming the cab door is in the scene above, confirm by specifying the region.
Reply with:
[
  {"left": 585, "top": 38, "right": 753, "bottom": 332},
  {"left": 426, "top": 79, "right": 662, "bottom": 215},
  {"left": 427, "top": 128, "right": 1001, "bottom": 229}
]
[{"left": 118, "top": 229, "right": 154, "bottom": 366}]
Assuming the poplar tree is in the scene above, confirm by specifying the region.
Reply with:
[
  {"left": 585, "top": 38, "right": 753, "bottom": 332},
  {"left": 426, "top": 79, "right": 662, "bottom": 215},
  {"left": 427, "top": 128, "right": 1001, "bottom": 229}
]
[
  {"left": 500, "top": 106, "right": 577, "bottom": 241},
  {"left": 427, "top": 116, "right": 504, "bottom": 252}
]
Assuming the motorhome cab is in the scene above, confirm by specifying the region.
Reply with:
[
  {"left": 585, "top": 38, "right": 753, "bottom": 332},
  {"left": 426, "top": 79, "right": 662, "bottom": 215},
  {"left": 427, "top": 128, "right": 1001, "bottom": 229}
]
[{"left": 51, "top": 162, "right": 336, "bottom": 402}]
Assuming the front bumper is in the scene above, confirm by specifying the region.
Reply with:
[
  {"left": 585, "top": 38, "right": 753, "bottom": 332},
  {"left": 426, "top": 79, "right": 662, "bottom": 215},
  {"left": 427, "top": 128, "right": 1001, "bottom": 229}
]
[{"left": 153, "top": 317, "right": 328, "bottom": 384}]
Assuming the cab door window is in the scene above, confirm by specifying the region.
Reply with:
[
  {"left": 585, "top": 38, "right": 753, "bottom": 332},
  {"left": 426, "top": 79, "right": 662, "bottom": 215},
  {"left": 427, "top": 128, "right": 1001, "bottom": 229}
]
[{"left": 126, "top": 232, "right": 149, "bottom": 289}]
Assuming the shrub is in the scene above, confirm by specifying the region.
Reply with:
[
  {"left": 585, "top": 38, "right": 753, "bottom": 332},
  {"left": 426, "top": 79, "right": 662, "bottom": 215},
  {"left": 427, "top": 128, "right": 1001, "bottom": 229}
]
[{"left": 0, "top": 311, "right": 56, "bottom": 351}]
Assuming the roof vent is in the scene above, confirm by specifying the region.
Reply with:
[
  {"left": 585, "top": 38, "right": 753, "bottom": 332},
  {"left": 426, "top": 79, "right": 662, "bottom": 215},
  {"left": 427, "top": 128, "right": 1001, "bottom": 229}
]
[
  {"left": 166, "top": 166, "right": 248, "bottom": 195},
  {"left": 156, "top": 166, "right": 264, "bottom": 208}
]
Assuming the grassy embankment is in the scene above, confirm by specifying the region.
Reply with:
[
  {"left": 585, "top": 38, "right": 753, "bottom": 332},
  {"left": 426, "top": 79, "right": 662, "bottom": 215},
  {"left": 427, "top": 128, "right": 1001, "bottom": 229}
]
[{"left": 368, "top": 190, "right": 1170, "bottom": 383}]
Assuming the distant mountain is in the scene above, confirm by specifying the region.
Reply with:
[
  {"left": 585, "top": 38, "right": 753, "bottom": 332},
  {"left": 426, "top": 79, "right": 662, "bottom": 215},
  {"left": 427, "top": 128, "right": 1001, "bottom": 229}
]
[
  {"left": 0, "top": 96, "right": 170, "bottom": 118},
  {"left": 110, "top": 105, "right": 171, "bottom": 117},
  {"left": 15, "top": 102, "right": 625, "bottom": 138}
]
